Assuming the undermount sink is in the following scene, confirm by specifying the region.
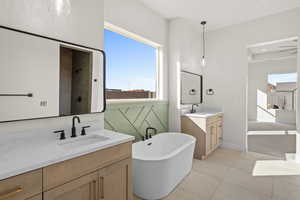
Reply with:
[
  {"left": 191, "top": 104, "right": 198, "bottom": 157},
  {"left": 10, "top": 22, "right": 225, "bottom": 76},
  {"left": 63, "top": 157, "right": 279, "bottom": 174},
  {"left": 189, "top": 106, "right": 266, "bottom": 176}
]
[{"left": 58, "top": 134, "right": 110, "bottom": 148}]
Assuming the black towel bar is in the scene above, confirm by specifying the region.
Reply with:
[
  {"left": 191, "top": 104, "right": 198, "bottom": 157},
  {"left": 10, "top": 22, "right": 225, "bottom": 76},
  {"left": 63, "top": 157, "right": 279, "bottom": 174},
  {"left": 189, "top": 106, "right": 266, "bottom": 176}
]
[{"left": 0, "top": 93, "right": 33, "bottom": 97}]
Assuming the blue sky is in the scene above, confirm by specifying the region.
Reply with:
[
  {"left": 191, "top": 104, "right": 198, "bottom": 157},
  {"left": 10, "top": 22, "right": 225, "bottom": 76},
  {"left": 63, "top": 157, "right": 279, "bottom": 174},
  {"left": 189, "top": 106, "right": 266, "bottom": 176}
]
[
  {"left": 104, "top": 29, "right": 156, "bottom": 91},
  {"left": 268, "top": 72, "right": 297, "bottom": 85}
]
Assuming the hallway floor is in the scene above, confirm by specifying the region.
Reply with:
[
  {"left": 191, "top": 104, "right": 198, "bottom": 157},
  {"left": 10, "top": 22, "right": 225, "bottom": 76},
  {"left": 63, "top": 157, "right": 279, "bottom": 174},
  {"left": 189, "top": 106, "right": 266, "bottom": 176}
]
[{"left": 134, "top": 148, "right": 300, "bottom": 200}]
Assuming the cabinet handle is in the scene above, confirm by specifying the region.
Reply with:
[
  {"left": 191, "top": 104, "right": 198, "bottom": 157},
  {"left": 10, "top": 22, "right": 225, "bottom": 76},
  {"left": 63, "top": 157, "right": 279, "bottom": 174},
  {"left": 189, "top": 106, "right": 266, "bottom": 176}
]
[
  {"left": 100, "top": 177, "right": 104, "bottom": 199},
  {"left": 0, "top": 187, "right": 23, "bottom": 200}
]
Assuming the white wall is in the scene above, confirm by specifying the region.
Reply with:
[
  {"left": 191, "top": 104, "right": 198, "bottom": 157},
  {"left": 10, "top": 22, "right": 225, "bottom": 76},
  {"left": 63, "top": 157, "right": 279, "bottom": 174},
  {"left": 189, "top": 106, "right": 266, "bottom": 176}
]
[
  {"left": 203, "top": 8, "right": 300, "bottom": 151},
  {"left": 0, "top": 0, "right": 103, "bottom": 48},
  {"left": 0, "top": 29, "right": 59, "bottom": 121},
  {"left": 168, "top": 18, "right": 203, "bottom": 132},
  {"left": 248, "top": 58, "right": 297, "bottom": 123},
  {"left": 104, "top": 0, "right": 169, "bottom": 100},
  {"left": 0, "top": 0, "right": 104, "bottom": 134}
]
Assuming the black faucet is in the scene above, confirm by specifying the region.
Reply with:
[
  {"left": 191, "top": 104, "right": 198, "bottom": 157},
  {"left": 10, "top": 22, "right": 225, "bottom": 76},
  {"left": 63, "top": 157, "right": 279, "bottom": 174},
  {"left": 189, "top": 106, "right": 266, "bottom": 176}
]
[
  {"left": 71, "top": 116, "right": 81, "bottom": 138},
  {"left": 191, "top": 104, "right": 199, "bottom": 113},
  {"left": 53, "top": 130, "right": 66, "bottom": 140},
  {"left": 145, "top": 127, "right": 157, "bottom": 140}
]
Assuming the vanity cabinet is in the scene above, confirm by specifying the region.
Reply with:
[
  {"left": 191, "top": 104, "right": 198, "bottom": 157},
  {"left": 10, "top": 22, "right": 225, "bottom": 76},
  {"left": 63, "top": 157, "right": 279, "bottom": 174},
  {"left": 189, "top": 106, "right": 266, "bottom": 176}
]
[
  {"left": 0, "top": 142, "right": 133, "bottom": 200},
  {"left": 181, "top": 114, "right": 223, "bottom": 160}
]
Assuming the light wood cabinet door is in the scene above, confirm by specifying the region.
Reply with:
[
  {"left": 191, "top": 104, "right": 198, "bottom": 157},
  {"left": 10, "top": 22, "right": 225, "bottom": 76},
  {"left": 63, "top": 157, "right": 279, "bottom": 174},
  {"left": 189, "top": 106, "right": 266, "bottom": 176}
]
[
  {"left": 210, "top": 124, "right": 218, "bottom": 150},
  {"left": 205, "top": 124, "right": 212, "bottom": 153},
  {"left": 98, "top": 159, "right": 132, "bottom": 200},
  {"left": 44, "top": 172, "right": 98, "bottom": 200},
  {"left": 217, "top": 121, "right": 223, "bottom": 145}
]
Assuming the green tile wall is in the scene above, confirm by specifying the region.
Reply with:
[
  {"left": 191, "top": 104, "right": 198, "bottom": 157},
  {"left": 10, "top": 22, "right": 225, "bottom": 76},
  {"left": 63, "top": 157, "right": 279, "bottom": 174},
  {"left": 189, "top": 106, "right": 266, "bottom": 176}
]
[{"left": 104, "top": 101, "right": 169, "bottom": 141}]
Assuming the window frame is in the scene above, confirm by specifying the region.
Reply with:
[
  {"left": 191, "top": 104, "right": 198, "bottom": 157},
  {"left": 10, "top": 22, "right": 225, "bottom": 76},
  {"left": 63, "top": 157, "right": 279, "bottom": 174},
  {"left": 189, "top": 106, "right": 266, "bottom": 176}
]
[{"left": 104, "top": 22, "right": 162, "bottom": 103}]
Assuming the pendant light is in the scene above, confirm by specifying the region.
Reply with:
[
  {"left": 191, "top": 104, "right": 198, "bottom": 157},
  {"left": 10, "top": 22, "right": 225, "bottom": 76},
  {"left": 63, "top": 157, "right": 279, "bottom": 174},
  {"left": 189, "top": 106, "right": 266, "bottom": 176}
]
[{"left": 201, "top": 21, "right": 207, "bottom": 67}]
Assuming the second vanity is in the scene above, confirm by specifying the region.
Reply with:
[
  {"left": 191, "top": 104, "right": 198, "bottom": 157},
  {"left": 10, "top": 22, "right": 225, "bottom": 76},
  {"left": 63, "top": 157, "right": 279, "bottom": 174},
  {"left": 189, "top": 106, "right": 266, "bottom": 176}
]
[
  {"left": 0, "top": 128, "right": 134, "bottom": 200},
  {"left": 181, "top": 111, "right": 223, "bottom": 160}
]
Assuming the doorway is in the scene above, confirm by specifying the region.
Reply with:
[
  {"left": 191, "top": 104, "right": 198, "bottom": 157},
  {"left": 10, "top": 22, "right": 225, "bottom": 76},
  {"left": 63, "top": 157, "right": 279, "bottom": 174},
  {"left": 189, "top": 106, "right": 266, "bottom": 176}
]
[{"left": 246, "top": 37, "right": 298, "bottom": 157}]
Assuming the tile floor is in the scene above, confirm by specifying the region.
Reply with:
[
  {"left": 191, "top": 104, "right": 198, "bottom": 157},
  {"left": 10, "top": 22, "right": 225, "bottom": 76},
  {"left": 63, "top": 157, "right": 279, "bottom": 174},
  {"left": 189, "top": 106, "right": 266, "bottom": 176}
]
[{"left": 134, "top": 148, "right": 300, "bottom": 200}]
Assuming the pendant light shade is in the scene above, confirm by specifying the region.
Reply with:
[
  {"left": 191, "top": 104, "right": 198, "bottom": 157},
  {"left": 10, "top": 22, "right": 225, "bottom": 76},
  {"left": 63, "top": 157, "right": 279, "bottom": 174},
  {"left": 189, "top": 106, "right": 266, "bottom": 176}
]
[{"left": 201, "top": 21, "right": 207, "bottom": 67}]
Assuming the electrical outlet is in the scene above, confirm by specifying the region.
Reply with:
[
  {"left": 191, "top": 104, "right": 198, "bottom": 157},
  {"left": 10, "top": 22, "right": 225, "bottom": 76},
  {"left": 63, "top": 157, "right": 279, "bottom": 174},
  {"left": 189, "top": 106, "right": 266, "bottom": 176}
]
[{"left": 40, "top": 101, "right": 48, "bottom": 107}]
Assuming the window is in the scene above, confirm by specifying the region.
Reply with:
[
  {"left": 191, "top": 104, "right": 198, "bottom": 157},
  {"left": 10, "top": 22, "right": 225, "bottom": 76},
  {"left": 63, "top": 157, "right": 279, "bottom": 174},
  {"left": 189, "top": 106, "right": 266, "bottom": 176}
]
[
  {"left": 104, "top": 27, "right": 159, "bottom": 100},
  {"left": 268, "top": 72, "right": 297, "bottom": 86},
  {"left": 266, "top": 72, "right": 297, "bottom": 112}
]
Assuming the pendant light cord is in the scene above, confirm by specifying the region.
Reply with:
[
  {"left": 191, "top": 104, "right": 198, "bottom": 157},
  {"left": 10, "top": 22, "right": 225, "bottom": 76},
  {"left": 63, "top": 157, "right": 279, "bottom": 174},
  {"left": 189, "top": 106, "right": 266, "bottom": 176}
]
[
  {"left": 201, "top": 21, "right": 206, "bottom": 60},
  {"left": 203, "top": 23, "right": 205, "bottom": 59}
]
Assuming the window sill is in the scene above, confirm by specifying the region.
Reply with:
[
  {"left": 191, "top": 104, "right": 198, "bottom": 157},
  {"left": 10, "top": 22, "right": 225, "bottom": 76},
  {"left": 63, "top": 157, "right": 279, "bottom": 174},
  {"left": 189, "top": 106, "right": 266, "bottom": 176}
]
[{"left": 107, "top": 99, "right": 167, "bottom": 104}]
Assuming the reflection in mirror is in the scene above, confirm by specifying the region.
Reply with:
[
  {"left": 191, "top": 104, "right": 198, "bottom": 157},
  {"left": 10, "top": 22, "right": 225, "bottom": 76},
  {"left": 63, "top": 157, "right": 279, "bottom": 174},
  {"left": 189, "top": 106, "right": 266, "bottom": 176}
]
[
  {"left": 181, "top": 71, "right": 203, "bottom": 104},
  {"left": 0, "top": 26, "right": 104, "bottom": 122},
  {"left": 59, "top": 46, "right": 92, "bottom": 116}
]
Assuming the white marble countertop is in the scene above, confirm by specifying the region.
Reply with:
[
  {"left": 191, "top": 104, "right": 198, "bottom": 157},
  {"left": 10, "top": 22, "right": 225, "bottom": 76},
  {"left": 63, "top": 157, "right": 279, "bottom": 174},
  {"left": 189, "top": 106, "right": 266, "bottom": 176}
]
[
  {"left": 0, "top": 129, "right": 134, "bottom": 180},
  {"left": 182, "top": 111, "right": 223, "bottom": 118}
]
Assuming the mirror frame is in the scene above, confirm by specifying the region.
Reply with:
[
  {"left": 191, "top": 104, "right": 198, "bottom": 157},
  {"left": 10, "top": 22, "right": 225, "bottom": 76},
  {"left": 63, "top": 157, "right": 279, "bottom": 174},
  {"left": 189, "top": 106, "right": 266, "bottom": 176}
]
[
  {"left": 181, "top": 70, "right": 203, "bottom": 105},
  {"left": 0, "top": 25, "right": 106, "bottom": 123}
]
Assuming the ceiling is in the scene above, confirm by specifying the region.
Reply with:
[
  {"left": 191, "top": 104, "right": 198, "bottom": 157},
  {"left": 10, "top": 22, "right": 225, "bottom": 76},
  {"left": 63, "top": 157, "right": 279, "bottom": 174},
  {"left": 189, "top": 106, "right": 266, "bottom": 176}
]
[
  {"left": 249, "top": 38, "right": 298, "bottom": 55},
  {"left": 139, "top": 0, "right": 300, "bottom": 30},
  {"left": 248, "top": 38, "right": 298, "bottom": 62}
]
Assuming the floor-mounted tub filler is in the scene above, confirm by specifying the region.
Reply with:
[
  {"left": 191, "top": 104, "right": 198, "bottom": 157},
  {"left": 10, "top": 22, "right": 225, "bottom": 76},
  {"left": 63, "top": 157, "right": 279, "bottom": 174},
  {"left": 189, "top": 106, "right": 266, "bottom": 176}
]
[{"left": 133, "top": 133, "right": 196, "bottom": 200}]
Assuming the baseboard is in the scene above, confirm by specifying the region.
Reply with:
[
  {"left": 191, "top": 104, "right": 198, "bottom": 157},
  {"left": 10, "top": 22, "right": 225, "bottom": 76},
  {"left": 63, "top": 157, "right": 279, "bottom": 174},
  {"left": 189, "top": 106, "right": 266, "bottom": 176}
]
[
  {"left": 221, "top": 141, "right": 245, "bottom": 152},
  {"left": 285, "top": 153, "right": 300, "bottom": 163}
]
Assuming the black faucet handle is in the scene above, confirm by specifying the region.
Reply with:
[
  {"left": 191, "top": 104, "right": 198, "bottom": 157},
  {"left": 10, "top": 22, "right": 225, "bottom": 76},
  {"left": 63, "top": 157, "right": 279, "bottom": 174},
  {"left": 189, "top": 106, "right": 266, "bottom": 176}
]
[
  {"left": 54, "top": 130, "right": 66, "bottom": 140},
  {"left": 81, "top": 126, "right": 91, "bottom": 136}
]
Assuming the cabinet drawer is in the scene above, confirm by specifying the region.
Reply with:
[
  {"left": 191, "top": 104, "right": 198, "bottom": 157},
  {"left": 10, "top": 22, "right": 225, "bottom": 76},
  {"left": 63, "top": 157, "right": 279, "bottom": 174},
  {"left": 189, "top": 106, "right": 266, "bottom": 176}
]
[
  {"left": 43, "top": 142, "right": 132, "bottom": 190},
  {"left": 0, "top": 169, "right": 42, "bottom": 200},
  {"left": 44, "top": 172, "right": 98, "bottom": 200}
]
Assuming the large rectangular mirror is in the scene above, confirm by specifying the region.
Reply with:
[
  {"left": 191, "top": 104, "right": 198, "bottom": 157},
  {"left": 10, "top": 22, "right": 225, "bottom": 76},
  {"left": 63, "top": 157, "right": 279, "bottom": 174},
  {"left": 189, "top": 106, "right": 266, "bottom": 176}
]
[
  {"left": 0, "top": 26, "right": 105, "bottom": 122},
  {"left": 181, "top": 70, "right": 203, "bottom": 104}
]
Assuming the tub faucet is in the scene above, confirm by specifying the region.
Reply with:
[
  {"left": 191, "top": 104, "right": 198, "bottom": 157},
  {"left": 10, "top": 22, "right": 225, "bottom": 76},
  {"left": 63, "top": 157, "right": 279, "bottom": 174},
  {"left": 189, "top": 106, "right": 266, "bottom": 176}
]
[{"left": 145, "top": 127, "right": 157, "bottom": 140}]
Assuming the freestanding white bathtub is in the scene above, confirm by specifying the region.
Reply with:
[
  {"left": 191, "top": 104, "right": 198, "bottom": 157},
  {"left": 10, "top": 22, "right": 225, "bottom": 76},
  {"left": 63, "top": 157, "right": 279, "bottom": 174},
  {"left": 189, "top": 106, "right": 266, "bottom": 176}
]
[{"left": 132, "top": 133, "right": 196, "bottom": 200}]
